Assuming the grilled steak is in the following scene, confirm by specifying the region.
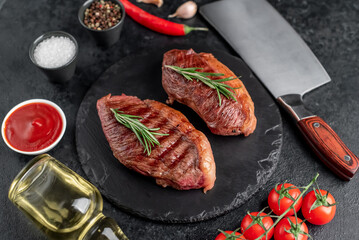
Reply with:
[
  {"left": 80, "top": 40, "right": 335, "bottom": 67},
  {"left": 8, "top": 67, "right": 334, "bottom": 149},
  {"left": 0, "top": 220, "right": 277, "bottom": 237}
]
[
  {"left": 162, "top": 49, "right": 257, "bottom": 136},
  {"left": 97, "top": 94, "right": 216, "bottom": 192}
]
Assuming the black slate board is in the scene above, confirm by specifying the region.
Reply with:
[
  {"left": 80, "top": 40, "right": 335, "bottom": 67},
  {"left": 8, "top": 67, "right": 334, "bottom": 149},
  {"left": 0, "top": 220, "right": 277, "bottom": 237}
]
[{"left": 75, "top": 47, "right": 283, "bottom": 223}]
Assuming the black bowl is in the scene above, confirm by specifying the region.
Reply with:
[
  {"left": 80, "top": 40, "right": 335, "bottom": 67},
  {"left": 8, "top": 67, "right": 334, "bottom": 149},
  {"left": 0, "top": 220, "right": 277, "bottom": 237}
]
[
  {"left": 29, "top": 31, "right": 79, "bottom": 83},
  {"left": 78, "top": 0, "right": 126, "bottom": 47}
]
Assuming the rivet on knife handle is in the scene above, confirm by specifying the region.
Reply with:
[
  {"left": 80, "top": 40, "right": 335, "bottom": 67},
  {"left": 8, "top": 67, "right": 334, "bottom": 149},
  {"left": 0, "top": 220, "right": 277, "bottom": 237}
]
[{"left": 278, "top": 94, "right": 359, "bottom": 180}]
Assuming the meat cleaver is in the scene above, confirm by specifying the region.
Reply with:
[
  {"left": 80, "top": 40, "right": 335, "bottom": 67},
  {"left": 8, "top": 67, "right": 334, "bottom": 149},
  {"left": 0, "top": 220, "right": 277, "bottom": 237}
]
[{"left": 200, "top": 0, "right": 359, "bottom": 180}]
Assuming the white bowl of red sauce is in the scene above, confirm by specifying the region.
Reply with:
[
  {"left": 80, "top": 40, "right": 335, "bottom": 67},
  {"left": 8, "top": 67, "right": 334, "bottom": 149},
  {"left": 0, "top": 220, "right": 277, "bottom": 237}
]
[{"left": 1, "top": 99, "right": 66, "bottom": 155}]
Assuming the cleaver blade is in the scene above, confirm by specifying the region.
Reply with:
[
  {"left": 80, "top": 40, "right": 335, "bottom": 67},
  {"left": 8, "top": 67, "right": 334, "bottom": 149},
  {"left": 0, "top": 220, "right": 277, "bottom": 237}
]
[{"left": 200, "top": 0, "right": 359, "bottom": 180}]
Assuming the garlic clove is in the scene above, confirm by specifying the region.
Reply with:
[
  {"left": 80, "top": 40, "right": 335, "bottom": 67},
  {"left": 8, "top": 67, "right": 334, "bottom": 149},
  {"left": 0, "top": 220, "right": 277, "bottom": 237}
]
[
  {"left": 168, "top": 1, "right": 197, "bottom": 19},
  {"left": 137, "top": 0, "right": 163, "bottom": 8}
]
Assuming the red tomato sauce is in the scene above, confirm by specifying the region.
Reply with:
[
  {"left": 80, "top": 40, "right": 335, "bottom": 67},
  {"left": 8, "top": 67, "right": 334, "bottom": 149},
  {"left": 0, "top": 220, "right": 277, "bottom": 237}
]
[{"left": 4, "top": 102, "right": 63, "bottom": 152}]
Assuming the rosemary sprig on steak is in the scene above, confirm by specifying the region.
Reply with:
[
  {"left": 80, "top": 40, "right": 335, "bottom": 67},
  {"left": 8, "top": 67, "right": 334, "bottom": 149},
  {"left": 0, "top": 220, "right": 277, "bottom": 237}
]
[
  {"left": 165, "top": 65, "right": 239, "bottom": 106},
  {"left": 110, "top": 108, "right": 168, "bottom": 156}
]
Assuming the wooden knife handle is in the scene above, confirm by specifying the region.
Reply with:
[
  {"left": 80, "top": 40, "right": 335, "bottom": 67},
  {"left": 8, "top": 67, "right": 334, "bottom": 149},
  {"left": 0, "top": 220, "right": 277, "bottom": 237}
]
[{"left": 297, "top": 116, "right": 359, "bottom": 180}]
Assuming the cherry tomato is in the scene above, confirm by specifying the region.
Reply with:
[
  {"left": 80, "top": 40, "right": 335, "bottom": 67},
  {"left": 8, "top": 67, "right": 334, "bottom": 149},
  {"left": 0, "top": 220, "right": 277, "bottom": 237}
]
[
  {"left": 274, "top": 216, "right": 309, "bottom": 240},
  {"left": 241, "top": 212, "right": 274, "bottom": 240},
  {"left": 268, "top": 183, "right": 302, "bottom": 216},
  {"left": 215, "top": 230, "right": 245, "bottom": 240},
  {"left": 302, "top": 189, "right": 336, "bottom": 225}
]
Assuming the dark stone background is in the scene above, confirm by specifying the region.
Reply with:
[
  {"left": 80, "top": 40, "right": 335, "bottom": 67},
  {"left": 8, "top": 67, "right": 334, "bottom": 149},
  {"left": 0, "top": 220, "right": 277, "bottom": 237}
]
[{"left": 0, "top": 0, "right": 358, "bottom": 239}]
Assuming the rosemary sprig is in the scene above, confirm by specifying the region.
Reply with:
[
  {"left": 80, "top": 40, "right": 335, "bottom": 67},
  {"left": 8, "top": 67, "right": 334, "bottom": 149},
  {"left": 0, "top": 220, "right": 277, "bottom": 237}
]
[
  {"left": 165, "top": 65, "right": 240, "bottom": 106},
  {"left": 110, "top": 108, "right": 168, "bottom": 156}
]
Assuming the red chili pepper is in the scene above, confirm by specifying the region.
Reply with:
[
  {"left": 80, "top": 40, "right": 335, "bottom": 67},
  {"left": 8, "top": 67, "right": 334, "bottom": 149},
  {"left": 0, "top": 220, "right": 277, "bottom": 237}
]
[{"left": 119, "top": 0, "right": 208, "bottom": 36}]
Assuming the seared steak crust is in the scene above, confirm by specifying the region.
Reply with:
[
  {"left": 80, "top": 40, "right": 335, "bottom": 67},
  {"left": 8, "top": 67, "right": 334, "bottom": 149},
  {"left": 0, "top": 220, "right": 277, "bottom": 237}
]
[
  {"left": 97, "top": 94, "right": 216, "bottom": 192},
  {"left": 162, "top": 49, "right": 257, "bottom": 136}
]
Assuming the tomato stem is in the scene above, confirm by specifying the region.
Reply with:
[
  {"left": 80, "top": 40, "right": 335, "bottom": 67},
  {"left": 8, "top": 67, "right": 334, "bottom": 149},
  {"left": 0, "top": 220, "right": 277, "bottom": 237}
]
[
  {"left": 274, "top": 183, "right": 298, "bottom": 210},
  {"left": 309, "top": 186, "right": 337, "bottom": 212},
  {"left": 218, "top": 228, "right": 243, "bottom": 240},
  {"left": 254, "top": 173, "right": 320, "bottom": 240}
]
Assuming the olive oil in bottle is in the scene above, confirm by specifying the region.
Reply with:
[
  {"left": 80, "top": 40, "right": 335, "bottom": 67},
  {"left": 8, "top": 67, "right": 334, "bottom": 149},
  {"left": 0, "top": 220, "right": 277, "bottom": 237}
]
[{"left": 8, "top": 154, "right": 128, "bottom": 240}]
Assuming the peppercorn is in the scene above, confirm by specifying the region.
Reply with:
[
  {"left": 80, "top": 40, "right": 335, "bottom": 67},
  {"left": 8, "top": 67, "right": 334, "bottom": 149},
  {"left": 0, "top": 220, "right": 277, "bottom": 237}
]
[{"left": 83, "top": 0, "right": 122, "bottom": 30}]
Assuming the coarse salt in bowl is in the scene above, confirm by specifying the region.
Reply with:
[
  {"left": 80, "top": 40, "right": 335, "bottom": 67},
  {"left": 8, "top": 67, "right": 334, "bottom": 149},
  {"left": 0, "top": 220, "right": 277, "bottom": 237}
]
[
  {"left": 29, "top": 31, "right": 79, "bottom": 83},
  {"left": 33, "top": 36, "right": 76, "bottom": 69}
]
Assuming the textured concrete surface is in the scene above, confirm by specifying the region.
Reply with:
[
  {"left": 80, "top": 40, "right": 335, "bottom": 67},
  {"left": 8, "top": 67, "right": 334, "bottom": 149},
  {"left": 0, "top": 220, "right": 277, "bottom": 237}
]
[{"left": 0, "top": 0, "right": 359, "bottom": 239}]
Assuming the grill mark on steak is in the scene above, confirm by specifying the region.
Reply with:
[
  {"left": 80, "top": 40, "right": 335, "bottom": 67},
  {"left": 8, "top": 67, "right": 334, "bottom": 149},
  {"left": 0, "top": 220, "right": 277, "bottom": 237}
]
[
  {"left": 151, "top": 128, "right": 196, "bottom": 174},
  {"left": 155, "top": 132, "right": 182, "bottom": 160},
  {"left": 141, "top": 112, "right": 168, "bottom": 132},
  {"left": 168, "top": 143, "right": 191, "bottom": 169},
  {"left": 101, "top": 117, "right": 139, "bottom": 154},
  {"left": 173, "top": 144, "right": 198, "bottom": 175},
  {"left": 97, "top": 94, "right": 216, "bottom": 192},
  {"left": 162, "top": 49, "right": 257, "bottom": 136},
  {"left": 164, "top": 137, "right": 193, "bottom": 170}
]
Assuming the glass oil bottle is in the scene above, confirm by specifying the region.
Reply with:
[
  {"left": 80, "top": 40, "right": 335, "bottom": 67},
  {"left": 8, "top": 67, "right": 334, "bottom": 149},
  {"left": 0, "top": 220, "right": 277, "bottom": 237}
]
[{"left": 8, "top": 154, "right": 128, "bottom": 240}]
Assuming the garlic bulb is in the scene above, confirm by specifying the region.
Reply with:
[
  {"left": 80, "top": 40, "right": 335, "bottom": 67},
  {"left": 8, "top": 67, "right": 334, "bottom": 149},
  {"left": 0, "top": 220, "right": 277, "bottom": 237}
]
[
  {"left": 137, "top": 0, "right": 163, "bottom": 8},
  {"left": 168, "top": 1, "right": 197, "bottom": 19}
]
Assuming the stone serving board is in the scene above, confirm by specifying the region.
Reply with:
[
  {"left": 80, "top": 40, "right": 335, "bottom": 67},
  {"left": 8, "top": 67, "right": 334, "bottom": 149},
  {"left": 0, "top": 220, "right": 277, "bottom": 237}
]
[{"left": 75, "top": 46, "right": 283, "bottom": 223}]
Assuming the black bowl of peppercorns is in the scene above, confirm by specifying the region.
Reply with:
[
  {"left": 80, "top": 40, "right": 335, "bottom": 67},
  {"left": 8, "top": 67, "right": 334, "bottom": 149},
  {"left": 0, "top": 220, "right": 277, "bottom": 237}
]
[{"left": 78, "top": 0, "right": 125, "bottom": 47}]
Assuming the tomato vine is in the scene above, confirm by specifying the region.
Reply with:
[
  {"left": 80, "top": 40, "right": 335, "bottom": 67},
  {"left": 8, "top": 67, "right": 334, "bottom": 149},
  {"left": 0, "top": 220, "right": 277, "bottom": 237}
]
[{"left": 217, "top": 173, "right": 320, "bottom": 240}]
